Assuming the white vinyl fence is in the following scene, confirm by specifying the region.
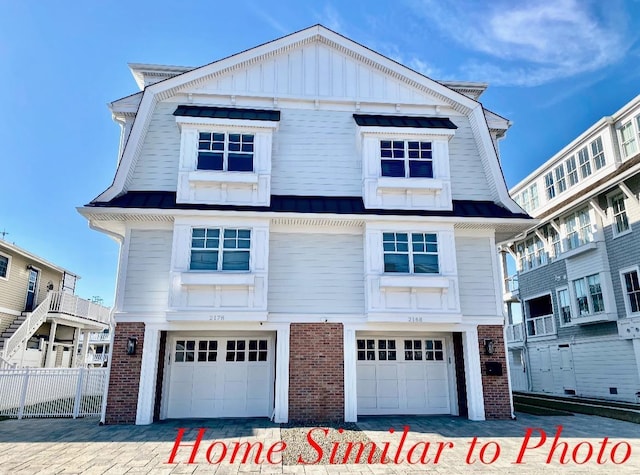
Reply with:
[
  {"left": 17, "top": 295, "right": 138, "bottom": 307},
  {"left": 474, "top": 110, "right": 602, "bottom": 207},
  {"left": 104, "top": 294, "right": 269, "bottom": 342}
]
[{"left": 0, "top": 367, "right": 107, "bottom": 419}]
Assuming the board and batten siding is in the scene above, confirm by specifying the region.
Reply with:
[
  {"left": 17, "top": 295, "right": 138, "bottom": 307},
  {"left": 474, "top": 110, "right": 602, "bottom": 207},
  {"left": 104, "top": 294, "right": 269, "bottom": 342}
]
[
  {"left": 454, "top": 236, "right": 498, "bottom": 316},
  {"left": 528, "top": 338, "right": 640, "bottom": 402},
  {"left": 123, "top": 229, "right": 173, "bottom": 311},
  {"left": 129, "top": 102, "right": 181, "bottom": 191},
  {"left": 267, "top": 232, "right": 364, "bottom": 314}
]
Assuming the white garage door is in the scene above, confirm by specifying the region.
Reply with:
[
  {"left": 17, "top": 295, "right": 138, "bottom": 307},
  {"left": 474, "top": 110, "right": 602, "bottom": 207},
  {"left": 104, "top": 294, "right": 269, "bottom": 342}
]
[
  {"left": 357, "top": 336, "right": 451, "bottom": 415},
  {"left": 165, "top": 335, "right": 274, "bottom": 418}
]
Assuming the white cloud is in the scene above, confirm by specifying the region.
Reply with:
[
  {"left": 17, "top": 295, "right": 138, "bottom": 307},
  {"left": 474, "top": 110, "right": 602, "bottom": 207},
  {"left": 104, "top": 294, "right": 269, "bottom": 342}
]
[{"left": 409, "top": 0, "right": 632, "bottom": 86}]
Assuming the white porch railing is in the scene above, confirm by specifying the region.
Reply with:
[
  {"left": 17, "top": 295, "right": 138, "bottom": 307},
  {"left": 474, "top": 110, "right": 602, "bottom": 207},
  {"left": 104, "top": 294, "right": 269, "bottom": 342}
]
[
  {"left": 85, "top": 353, "right": 108, "bottom": 365},
  {"left": 0, "top": 355, "right": 16, "bottom": 369},
  {"left": 505, "top": 275, "right": 519, "bottom": 293},
  {"left": 1, "top": 293, "right": 52, "bottom": 361},
  {"left": 49, "top": 292, "right": 111, "bottom": 324},
  {"left": 87, "top": 332, "right": 111, "bottom": 344},
  {"left": 0, "top": 367, "right": 107, "bottom": 418},
  {"left": 526, "top": 314, "right": 556, "bottom": 338},
  {"left": 506, "top": 322, "right": 525, "bottom": 343}
]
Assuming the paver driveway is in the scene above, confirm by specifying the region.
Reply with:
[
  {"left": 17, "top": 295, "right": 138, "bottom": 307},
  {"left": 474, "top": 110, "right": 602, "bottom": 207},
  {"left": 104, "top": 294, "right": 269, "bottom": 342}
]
[{"left": 0, "top": 413, "right": 638, "bottom": 474}]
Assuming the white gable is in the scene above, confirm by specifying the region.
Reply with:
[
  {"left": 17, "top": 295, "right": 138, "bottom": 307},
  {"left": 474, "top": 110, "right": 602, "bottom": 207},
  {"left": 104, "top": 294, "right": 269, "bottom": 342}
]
[{"left": 185, "top": 40, "right": 449, "bottom": 107}]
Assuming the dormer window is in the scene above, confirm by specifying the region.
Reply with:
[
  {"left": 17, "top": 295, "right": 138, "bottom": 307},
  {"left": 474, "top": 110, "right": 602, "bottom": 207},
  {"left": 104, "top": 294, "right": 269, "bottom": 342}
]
[
  {"left": 174, "top": 105, "right": 279, "bottom": 206},
  {"left": 197, "top": 133, "right": 254, "bottom": 172},
  {"left": 354, "top": 113, "right": 456, "bottom": 211},
  {"left": 380, "top": 140, "right": 433, "bottom": 178}
]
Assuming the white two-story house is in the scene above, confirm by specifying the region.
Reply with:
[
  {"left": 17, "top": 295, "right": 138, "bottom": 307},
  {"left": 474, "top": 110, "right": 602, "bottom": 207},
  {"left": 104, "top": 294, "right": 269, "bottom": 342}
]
[{"left": 79, "top": 25, "right": 532, "bottom": 424}]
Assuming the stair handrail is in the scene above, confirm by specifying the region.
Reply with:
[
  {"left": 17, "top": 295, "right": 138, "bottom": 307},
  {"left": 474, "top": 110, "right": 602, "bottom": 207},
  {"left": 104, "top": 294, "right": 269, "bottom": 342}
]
[
  {"left": 0, "top": 354, "right": 16, "bottom": 369},
  {"left": 1, "top": 293, "right": 52, "bottom": 361}
]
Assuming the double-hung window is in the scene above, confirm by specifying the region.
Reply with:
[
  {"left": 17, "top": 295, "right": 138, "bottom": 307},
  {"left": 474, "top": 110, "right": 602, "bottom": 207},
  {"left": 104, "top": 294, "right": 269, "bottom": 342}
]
[
  {"left": 577, "top": 147, "right": 591, "bottom": 179},
  {"left": 554, "top": 165, "right": 566, "bottom": 194},
  {"left": 548, "top": 226, "right": 562, "bottom": 259},
  {"left": 611, "top": 194, "right": 630, "bottom": 235},
  {"left": 380, "top": 140, "right": 433, "bottom": 178},
  {"left": 565, "top": 156, "right": 578, "bottom": 186},
  {"left": 544, "top": 172, "right": 555, "bottom": 200},
  {"left": 565, "top": 208, "right": 592, "bottom": 250},
  {"left": 591, "top": 137, "right": 606, "bottom": 170},
  {"left": 190, "top": 228, "right": 251, "bottom": 271},
  {"left": 622, "top": 269, "right": 640, "bottom": 314},
  {"left": 620, "top": 121, "right": 638, "bottom": 158},
  {"left": 197, "top": 133, "right": 254, "bottom": 172},
  {"left": 573, "top": 274, "right": 605, "bottom": 316},
  {"left": 557, "top": 288, "right": 572, "bottom": 324},
  {"left": 383, "top": 232, "right": 439, "bottom": 274},
  {"left": 0, "top": 254, "right": 9, "bottom": 279}
]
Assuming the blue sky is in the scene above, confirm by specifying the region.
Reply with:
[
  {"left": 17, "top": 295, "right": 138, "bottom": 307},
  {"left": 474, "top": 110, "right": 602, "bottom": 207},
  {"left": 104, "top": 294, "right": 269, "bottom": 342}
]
[{"left": 1, "top": 0, "right": 639, "bottom": 305}]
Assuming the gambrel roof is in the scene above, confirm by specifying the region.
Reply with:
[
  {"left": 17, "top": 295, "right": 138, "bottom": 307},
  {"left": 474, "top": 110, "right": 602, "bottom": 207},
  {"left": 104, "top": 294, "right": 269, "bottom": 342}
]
[{"left": 95, "top": 24, "right": 521, "bottom": 214}]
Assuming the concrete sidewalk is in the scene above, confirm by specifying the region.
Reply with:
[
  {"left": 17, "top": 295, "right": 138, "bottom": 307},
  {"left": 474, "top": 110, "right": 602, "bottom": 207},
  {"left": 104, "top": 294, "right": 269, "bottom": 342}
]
[{"left": 0, "top": 413, "right": 638, "bottom": 474}]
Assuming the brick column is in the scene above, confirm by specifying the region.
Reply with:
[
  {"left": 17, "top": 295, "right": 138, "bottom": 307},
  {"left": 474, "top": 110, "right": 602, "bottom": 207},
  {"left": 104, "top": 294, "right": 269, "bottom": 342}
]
[
  {"left": 478, "top": 325, "right": 511, "bottom": 420},
  {"left": 105, "top": 322, "right": 145, "bottom": 424},
  {"left": 289, "top": 323, "right": 344, "bottom": 421}
]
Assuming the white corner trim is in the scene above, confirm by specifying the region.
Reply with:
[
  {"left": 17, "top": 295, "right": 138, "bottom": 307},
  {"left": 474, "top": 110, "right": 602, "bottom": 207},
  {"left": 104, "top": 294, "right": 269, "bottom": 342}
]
[
  {"left": 343, "top": 326, "right": 358, "bottom": 422},
  {"left": 462, "top": 327, "right": 485, "bottom": 421},
  {"left": 135, "top": 326, "right": 161, "bottom": 425},
  {"left": 273, "top": 324, "right": 290, "bottom": 423}
]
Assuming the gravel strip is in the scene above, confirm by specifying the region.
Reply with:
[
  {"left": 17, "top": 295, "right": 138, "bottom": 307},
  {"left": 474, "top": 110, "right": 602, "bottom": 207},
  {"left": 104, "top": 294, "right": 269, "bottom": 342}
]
[{"left": 281, "top": 422, "right": 384, "bottom": 465}]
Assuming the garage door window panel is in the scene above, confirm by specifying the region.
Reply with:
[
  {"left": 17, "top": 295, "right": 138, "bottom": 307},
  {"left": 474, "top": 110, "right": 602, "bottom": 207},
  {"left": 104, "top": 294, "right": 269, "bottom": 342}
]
[
  {"left": 404, "top": 340, "right": 423, "bottom": 360},
  {"left": 248, "top": 339, "right": 268, "bottom": 361},
  {"left": 175, "top": 340, "right": 196, "bottom": 362},
  {"left": 197, "top": 340, "right": 218, "bottom": 362},
  {"left": 425, "top": 340, "right": 444, "bottom": 361}
]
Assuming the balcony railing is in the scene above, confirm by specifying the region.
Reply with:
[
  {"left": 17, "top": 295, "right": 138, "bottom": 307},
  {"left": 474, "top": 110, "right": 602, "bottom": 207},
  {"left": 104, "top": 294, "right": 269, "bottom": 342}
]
[
  {"left": 86, "top": 332, "right": 110, "bottom": 344},
  {"left": 526, "top": 314, "right": 556, "bottom": 338},
  {"left": 48, "top": 292, "right": 111, "bottom": 325},
  {"left": 85, "top": 353, "right": 108, "bottom": 365},
  {"left": 505, "top": 275, "right": 519, "bottom": 293},
  {"left": 506, "top": 322, "right": 525, "bottom": 344}
]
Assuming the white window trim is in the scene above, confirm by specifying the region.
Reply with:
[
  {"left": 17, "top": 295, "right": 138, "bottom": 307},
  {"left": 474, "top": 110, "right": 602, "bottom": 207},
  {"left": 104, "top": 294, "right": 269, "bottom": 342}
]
[
  {"left": 571, "top": 273, "right": 606, "bottom": 319},
  {"left": 620, "top": 265, "right": 640, "bottom": 317},
  {"left": 0, "top": 251, "right": 10, "bottom": 281},
  {"left": 556, "top": 286, "right": 572, "bottom": 327},
  {"left": 358, "top": 127, "right": 454, "bottom": 211},
  {"left": 523, "top": 291, "right": 556, "bottom": 339},
  {"left": 382, "top": 231, "right": 440, "bottom": 276},
  {"left": 188, "top": 227, "right": 252, "bottom": 273},
  {"left": 608, "top": 193, "right": 632, "bottom": 238},
  {"left": 175, "top": 118, "right": 277, "bottom": 206},
  {"left": 619, "top": 120, "right": 638, "bottom": 159}
]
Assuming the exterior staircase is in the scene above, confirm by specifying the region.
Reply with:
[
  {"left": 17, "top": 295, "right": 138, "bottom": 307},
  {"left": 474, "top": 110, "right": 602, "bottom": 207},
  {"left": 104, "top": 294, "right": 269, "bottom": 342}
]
[
  {"left": 0, "top": 292, "right": 111, "bottom": 365},
  {"left": 0, "top": 314, "right": 29, "bottom": 353}
]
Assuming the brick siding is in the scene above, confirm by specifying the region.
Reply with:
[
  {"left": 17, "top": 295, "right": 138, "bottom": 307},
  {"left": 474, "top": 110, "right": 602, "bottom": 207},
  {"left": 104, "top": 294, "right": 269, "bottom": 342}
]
[
  {"left": 289, "top": 323, "right": 344, "bottom": 421},
  {"left": 478, "top": 325, "right": 511, "bottom": 420},
  {"left": 105, "top": 322, "right": 145, "bottom": 424}
]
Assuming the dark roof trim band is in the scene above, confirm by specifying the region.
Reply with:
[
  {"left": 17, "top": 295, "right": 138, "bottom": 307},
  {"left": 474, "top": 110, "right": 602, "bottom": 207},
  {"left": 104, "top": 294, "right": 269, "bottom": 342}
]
[
  {"left": 174, "top": 105, "right": 281, "bottom": 121},
  {"left": 353, "top": 114, "right": 457, "bottom": 129}
]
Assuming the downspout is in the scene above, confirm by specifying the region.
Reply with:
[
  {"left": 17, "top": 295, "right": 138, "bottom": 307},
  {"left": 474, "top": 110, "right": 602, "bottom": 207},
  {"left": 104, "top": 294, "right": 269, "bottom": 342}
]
[
  {"left": 503, "top": 319, "right": 517, "bottom": 420},
  {"left": 92, "top": 222, "right": 124, "bottom": 425}
]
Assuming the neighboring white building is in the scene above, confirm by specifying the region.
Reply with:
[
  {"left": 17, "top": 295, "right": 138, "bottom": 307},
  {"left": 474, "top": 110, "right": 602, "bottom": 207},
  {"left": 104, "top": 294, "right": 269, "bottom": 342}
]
[
  {"left": 79, "top": 25, "right": 532, "bottom": 424},
  {"left": 501, "top": 94, "right": 640, "bottom": 403}
]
